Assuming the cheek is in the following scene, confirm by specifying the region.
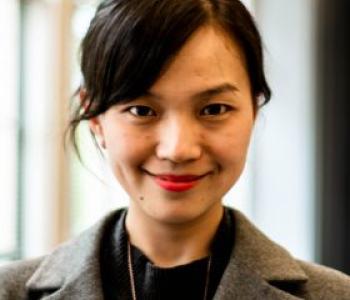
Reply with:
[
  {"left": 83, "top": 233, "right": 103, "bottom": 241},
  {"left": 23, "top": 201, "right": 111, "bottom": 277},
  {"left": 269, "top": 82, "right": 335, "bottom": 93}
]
[
  {"left": 104, "top": 128, "right": 153, "bottom": 170},
  {"left": 212, "top": 121, "right": 253, "bottom": 164},
  {"left": 104, "top": 133, "right": 147, "bottom": 194},
  {"left": 210, "top": 125, "right": 253, "bottom": 193}
]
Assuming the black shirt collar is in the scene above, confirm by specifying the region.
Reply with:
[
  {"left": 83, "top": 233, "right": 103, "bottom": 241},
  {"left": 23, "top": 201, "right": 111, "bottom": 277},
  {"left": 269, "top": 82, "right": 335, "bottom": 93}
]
[{"left": 100, "top": 207, "right": 235, "bottom": 300}]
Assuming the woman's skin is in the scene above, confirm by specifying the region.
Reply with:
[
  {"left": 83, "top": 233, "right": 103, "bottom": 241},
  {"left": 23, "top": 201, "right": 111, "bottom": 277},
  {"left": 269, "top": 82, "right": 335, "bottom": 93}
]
[{"left": 89, "top": 25, "right": 256, "bottom": 267}]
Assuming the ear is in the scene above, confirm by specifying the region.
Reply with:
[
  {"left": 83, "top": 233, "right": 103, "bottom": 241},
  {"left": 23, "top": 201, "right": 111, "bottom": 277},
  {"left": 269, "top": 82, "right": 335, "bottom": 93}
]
[
  {"left": 89, "top": 116, "right": 107, "bottom": 149},
  {"left": 253, "top": 105, "right": 259, "bottom": 121},
  {"left": 79, "top": 89, "right": 107, "bottom": 149},
  {"left": 252, "top": 94, "right": 262, "bottom": 121}
]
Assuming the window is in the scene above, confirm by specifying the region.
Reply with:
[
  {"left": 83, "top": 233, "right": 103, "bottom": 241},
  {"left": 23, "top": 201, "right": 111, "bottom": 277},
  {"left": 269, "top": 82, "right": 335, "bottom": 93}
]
[{"left": 0, "top": 0, "right": 21, "bottom": 263}]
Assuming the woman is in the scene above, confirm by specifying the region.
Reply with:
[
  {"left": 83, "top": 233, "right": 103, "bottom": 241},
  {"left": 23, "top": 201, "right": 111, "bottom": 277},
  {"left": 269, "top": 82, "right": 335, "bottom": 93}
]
[{"left": 1, "top": 0, "right": 349, "bottom": 299}]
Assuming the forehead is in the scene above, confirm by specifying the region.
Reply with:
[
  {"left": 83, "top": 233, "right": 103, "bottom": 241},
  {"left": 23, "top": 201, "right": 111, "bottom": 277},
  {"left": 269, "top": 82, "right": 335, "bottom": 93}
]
[{"left": 149, "top": 25, "right": 249, "bottom": 97}]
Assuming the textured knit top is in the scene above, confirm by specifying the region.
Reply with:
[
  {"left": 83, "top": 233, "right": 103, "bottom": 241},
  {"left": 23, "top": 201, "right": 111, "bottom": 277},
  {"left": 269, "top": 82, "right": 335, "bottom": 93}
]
[{"left": 100, "top": 208, "right": 235, "bottom": 300}]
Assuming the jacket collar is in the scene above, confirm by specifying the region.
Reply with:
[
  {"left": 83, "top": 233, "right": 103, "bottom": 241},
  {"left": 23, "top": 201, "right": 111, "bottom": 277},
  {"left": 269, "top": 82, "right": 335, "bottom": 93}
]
[
  {"left": 26, "top": 209, "right": 125, "bottom": 299},
  {"left": 214, "top": 209, "right": 308, "bottom": 299},
  {"left": 26, "top": 208, "right": 308, "bottom": 299}
]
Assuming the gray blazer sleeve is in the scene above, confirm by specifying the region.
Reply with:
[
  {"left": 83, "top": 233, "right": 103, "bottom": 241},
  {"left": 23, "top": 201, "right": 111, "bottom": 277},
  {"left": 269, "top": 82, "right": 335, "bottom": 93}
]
[{"left": 0, "top": 257, "right": 44, "bottom": 300}]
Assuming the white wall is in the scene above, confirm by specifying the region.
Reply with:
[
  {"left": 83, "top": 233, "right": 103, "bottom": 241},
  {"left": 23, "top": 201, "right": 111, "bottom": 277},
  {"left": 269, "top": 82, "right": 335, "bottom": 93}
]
[{"left": 252, "top": 0, "right": 317, "bottom": 261}]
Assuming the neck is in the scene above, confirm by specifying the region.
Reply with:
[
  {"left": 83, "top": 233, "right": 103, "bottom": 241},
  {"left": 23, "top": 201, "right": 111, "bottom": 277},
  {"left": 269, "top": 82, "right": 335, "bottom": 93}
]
[{"left": 125, "top": 203, "right": 224, "bottom": 268}]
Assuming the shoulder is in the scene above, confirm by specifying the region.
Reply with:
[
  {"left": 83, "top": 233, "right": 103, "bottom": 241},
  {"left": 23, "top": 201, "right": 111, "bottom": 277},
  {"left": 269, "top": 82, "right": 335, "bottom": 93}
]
[
  {"left": 226, "top": 207, "right": 350, "bottom": 298},
  {"left": 0, "top": 208, "right": 126, "bottom": 299},
  {"left": 296, "top": 259, "right": 350, "bottom": 299},
  {"left": 0, "top": 257, "right": 44, "bottom": 299}
]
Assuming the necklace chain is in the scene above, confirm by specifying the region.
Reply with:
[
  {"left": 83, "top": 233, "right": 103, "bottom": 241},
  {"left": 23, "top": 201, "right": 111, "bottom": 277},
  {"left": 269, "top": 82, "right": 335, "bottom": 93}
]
[
  {"left": 127, "top": 241, "right": 211, "bottom": 300},
  {"left": 127, "top": 241, "right": 137, "bottom": 300}
]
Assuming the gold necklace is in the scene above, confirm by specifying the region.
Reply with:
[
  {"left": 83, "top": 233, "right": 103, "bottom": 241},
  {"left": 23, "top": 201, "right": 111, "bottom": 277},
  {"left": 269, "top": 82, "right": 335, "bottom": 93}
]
[{"left": 127, "top": 241, "right": 212, "bottom": 300}]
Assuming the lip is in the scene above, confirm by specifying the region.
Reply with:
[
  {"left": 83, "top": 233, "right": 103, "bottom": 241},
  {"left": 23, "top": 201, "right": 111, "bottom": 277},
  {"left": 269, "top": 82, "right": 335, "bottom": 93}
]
[
  {"left": 143, "top": 170, "right": 209, "bottom": 192},
  {"left": 155, "top": 174, "right": 205, "bottom": 182},
  {"left": 154, "top": 178, "right": 199, "bottom": 192}
]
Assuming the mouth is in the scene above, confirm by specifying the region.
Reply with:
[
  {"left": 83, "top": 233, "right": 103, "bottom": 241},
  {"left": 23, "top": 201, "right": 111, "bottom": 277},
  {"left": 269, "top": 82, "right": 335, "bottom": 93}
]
[{"left": 142, "top": 169, "right": 210, "bottom": 192}]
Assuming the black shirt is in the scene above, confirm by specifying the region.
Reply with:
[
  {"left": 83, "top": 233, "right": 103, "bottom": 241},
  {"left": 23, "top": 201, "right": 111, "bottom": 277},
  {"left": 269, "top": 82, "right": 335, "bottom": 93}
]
[{"left": 100, "top": 207, "right": 235, "bottom": 300}]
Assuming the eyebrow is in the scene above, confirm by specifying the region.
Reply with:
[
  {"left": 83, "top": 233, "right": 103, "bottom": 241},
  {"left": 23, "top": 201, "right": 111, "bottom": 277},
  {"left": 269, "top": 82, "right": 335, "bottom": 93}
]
[
  {"left": 192, "top": 83, "right": 239, "bottom": 100},
  {"left": 144, "top": 83, "right": 239, "bottom": 101}
]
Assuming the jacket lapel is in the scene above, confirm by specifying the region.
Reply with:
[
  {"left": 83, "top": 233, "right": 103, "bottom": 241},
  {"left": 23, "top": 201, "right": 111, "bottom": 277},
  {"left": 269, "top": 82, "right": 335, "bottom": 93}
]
[
  {"left": 214, "top": 209, "right": 308, "bottom": 300},
  {"left": 25, "top": 210, "right": 124, "bottom": 300},
  {"left": 214, "top": 260, "right": 305, "bottom": 300}
]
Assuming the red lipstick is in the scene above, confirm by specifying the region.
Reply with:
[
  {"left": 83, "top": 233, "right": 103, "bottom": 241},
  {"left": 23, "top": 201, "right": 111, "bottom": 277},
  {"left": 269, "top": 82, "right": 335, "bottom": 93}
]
[{"left": 153, "top": 174, "right": 205, "bottom": 192}]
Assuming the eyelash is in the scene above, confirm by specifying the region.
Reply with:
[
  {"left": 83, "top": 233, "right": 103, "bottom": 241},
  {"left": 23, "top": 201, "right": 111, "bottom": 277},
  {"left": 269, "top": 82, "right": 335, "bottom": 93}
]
[
  {"left": 125, "top": 104, "right": 233, "bottom": 118},
  {"left": 200, "top": 104, "right": 233, "bottom": 116},
  {"left": 127, "top": 106, "right": 156, "bottom": 117}
]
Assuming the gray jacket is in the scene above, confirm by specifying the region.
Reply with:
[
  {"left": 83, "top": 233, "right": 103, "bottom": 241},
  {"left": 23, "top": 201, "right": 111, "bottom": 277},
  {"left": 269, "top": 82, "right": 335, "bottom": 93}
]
[{"left": 1, "top": 208, "right": 349, "bottom": 299}]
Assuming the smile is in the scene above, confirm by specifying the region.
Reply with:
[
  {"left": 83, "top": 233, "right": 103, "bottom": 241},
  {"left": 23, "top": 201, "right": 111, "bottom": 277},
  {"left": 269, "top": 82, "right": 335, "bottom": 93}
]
[
  {"left": 143, "top": 170, "right": 209, "bottom": 192},
  {"left": 154, "top": 176, "right": 201, "bottom": 192}
]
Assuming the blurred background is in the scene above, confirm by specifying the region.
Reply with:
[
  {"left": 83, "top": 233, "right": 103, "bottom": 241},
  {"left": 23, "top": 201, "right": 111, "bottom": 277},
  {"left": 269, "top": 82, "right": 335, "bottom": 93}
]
[{"left": 0, "top": 0, "right": 349, "bottom": 274}]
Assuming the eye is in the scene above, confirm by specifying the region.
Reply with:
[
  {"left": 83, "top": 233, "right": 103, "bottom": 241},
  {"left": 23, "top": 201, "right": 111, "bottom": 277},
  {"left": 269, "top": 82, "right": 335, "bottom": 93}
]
[
  {"left": 127, "top": 105, "right": 156, "bottom": 117},
  {"left": 201, "top": 104, "right": 233, "bottom": 116}
]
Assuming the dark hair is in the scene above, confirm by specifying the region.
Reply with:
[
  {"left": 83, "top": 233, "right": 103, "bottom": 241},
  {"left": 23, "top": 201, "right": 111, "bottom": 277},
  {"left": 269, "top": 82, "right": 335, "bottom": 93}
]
[{"left": 68, "top": 0, "right": 271, "bottom": 157}]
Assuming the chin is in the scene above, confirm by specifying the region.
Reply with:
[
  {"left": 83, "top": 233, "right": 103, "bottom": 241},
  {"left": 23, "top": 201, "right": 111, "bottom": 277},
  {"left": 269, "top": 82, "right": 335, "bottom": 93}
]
[{"left": 143, "top": 198, "right": 220, "bottom": 226}]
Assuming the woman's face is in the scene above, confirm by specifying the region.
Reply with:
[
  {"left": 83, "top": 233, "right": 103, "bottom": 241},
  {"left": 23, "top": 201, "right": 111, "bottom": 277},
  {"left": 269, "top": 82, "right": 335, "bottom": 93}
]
[{"left": 90, "top": 25, "right": 255, "bottom": 225}]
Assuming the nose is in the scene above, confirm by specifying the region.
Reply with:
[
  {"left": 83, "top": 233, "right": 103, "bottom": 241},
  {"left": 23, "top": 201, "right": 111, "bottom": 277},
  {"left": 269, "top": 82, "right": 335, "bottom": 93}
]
[{"left": 156, "top": 116, "right": 202, "bottom": 163}]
